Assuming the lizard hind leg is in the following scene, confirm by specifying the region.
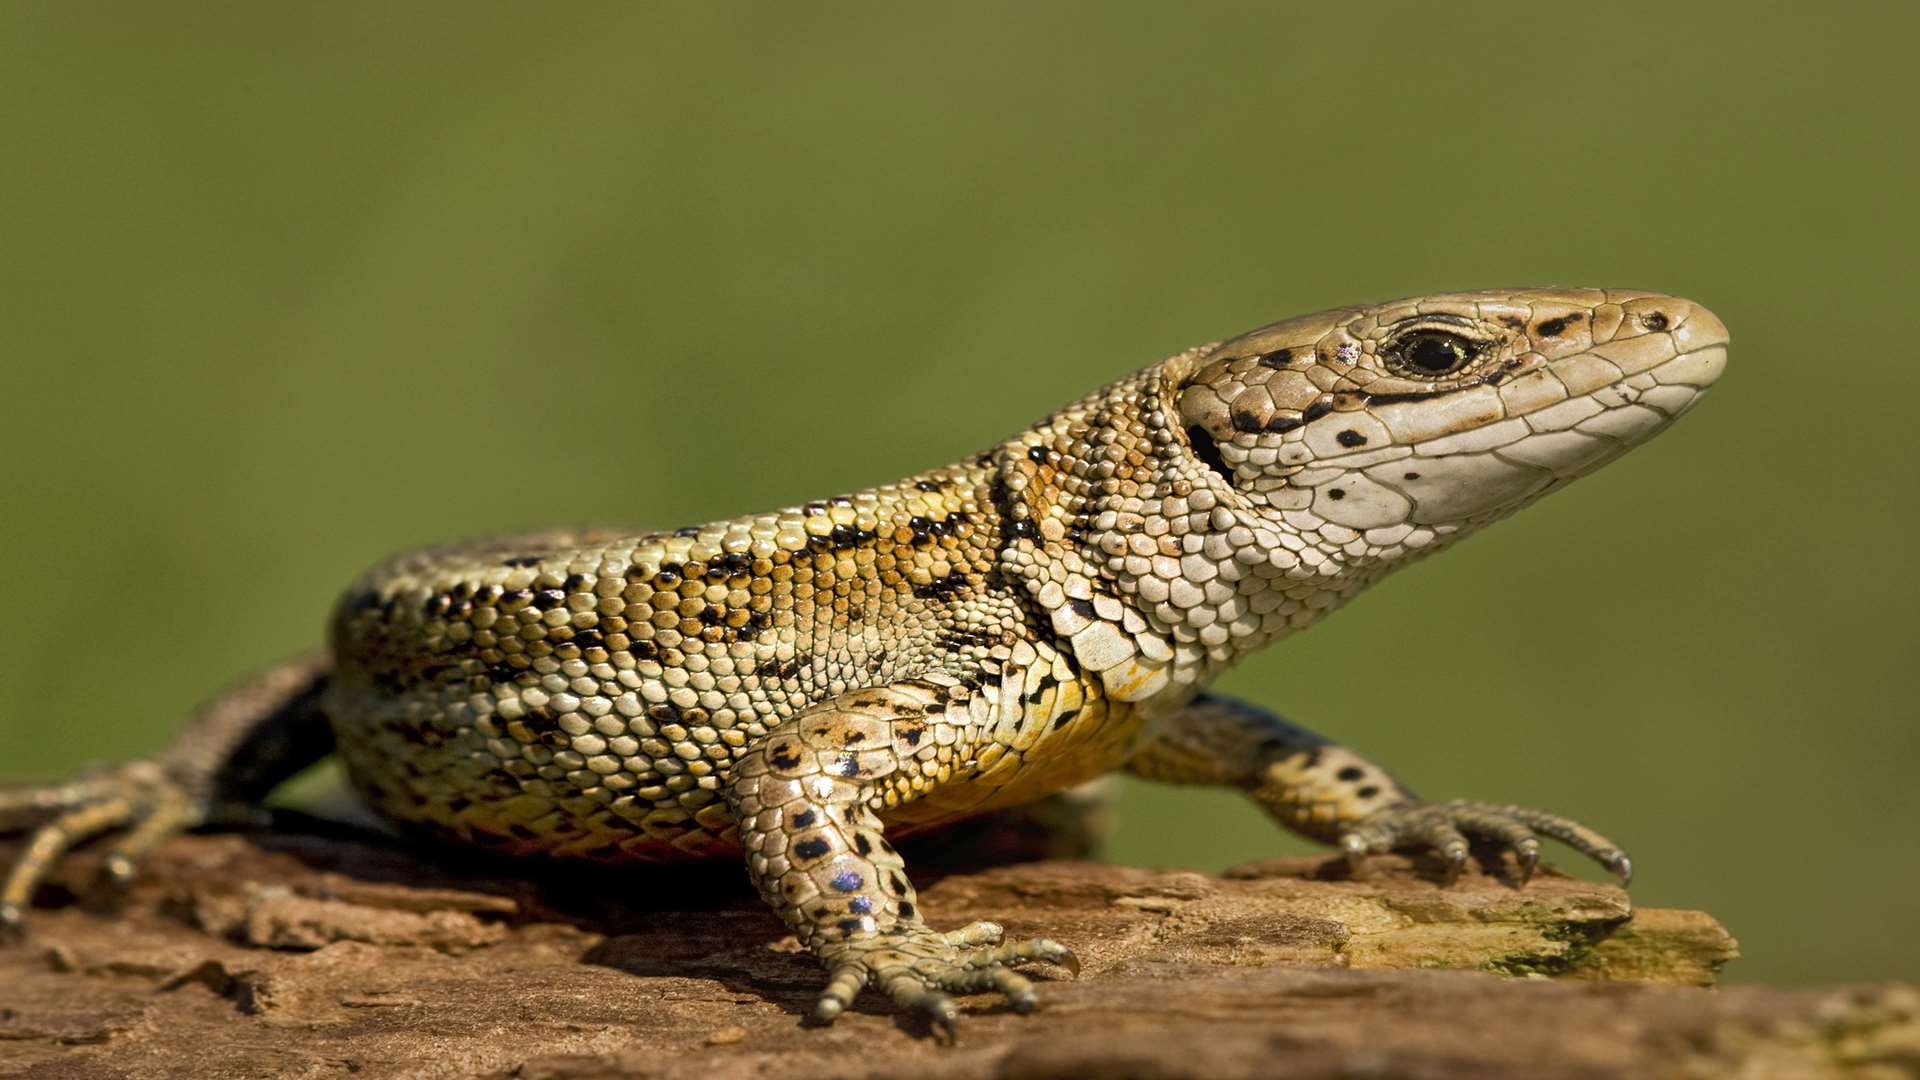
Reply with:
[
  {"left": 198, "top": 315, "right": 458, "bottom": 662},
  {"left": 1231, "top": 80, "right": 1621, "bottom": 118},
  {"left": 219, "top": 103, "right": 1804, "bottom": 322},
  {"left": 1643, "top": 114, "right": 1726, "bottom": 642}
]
[
  {"left": 726, "top": 682, "right": 1078, "bottom": 1038},
  {"left": 0, "top": 766, "right": 189, "bottom": 932},
  {"left": 0, "top": 655, "right": 332, "bottom": 936}
]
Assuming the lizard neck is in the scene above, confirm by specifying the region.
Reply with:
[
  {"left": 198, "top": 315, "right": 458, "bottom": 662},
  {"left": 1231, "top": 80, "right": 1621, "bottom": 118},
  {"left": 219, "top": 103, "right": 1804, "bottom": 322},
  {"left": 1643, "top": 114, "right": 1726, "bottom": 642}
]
[{"left": 990, "top": 347, "right": 1428, "bottom": 704}]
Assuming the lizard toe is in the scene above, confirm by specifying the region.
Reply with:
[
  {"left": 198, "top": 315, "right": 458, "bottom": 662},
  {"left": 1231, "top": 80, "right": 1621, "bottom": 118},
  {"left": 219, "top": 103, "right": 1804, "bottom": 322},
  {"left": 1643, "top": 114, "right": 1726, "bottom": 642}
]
[
  {"left": 0, "top": 761, "right": 206, "bottom": 934},
  {"left": 1351, "top": 799, "right": 1632, "bottom": 888},
  {"left": 811, "top": 925, "right": 1076, "bottom": 1032}
]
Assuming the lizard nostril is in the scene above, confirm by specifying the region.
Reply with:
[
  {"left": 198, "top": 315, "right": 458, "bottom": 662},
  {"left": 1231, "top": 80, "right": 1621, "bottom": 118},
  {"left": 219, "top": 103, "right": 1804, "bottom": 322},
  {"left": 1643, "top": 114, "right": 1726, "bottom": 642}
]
[{"left": 1640, "top": 311, "right": 1670, "bottom": 332}]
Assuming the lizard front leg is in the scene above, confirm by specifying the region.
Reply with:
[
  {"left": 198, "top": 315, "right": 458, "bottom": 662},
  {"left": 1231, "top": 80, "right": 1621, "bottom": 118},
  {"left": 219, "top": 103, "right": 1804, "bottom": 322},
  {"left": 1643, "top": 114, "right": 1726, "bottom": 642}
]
[
  {"left": 1125, "top": 693, "right": 1631, "bottom": 885},
  {"left": 726, "top": 681, "right": 1077, "bottom": 1035}
]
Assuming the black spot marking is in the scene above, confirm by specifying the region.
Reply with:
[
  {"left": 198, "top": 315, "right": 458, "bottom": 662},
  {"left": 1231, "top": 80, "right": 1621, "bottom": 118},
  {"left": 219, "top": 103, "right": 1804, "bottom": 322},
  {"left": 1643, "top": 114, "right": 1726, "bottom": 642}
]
[
  {"left": 1336, "top": 766, "right": 1365, "bottom": 781},
  {"left": 791, "top": 810, "right": 816, "bottom": 828},
  {"left": 915, "top": 479, "right": 943, "bottom": 493},
  {"left": 837, "top": 918, "right": 863, "bottom": 936},
  {"left": 1186, "top": 426, "right": 1233, "bottom": 483},
  {"left": 1263, "top": 414, "right": 1304, "bottom": 434},
  {"left": 1403, "top": 471, "right": 1421, "bottom": 481},
  {"left": 1336, "top": 429, "right": 1367, "bottom": 448},
  {"left": 1302, "top": 400, "right": 1334, "bottom": 423},
  {"left": 911, "top": 572, "right": 970, "bottom": 602},
  {"left": 1327, "top": 488, "right": 1346, "bottom": 500},
  {"left": 1230, "top": 407, "right": 1267, "bottom": 433},
  {"left": 1051, "top": 707, "right": 1080, "bottom": 731},
  {"left": 794, "top": 837, "right": 831, "bottom": 861},
  {"left": 770, "top": 746, "right": 802, "bottom": 771},
  {"left": 1481, "top": 357, "right": 1523, "bottom": 387},
  {"left": 1257, "top": 348, "right": 1293, "bottom": 368},
  {"left": 897, "top": 901, "right": 915, "bottom": 920},
  {"left": 755, "top": 655, "right": 801, "bottom": 680},
  {"left": 1027, "top": 444, "right": 1050, "bottom": 464},
  {"left": 854, "top": 834, "right": 872, "bottom": 856},
  {"left": 822, "top": 523, "right": 874, "bottom": 551},
  {"left": 848, "top": 896, "right": 874, "bottom": 914},
  {"left": 1535, "top": 313, "right": 1582, "bottom": 338}
]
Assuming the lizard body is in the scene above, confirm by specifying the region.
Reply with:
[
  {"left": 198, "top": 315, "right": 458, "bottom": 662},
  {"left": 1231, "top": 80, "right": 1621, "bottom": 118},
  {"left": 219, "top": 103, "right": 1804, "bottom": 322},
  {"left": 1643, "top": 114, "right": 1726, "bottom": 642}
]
[{"left": 0, "top": 288, "right": 1729, "bottom": 1031}]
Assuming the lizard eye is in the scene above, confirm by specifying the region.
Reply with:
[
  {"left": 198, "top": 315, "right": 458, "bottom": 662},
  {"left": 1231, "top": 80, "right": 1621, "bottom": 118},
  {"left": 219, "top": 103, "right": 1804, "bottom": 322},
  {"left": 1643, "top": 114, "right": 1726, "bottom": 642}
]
[{"left": 1385, "top": 330, "right": 1479, "bottom": 378}]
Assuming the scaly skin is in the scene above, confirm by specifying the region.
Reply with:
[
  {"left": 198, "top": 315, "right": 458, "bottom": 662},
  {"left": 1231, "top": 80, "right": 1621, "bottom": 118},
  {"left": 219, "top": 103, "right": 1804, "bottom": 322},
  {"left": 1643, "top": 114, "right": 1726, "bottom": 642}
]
[{"left": 0, "top": 288, "right": 1728, "bottom": 1033}]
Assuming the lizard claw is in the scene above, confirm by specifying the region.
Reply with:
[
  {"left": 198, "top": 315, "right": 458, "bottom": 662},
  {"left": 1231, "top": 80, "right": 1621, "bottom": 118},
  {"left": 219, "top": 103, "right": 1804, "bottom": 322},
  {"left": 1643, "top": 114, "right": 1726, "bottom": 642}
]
[
  {"left": 1045, "top": 940, "right": 1082, "bottom": 979},
  {"left": 1514, "top": 838, "right": 1541, "bottom": 887},
  {"left": 1605, "top": 851, "right": 1633, "bottom": 886}
]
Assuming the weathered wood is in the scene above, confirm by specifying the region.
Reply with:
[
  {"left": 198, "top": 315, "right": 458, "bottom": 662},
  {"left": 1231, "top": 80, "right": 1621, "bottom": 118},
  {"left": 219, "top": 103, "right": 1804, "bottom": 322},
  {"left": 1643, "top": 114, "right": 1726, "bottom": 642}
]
[{"left": 0, "top": 831, "right": 1911, "bottom": 1079}]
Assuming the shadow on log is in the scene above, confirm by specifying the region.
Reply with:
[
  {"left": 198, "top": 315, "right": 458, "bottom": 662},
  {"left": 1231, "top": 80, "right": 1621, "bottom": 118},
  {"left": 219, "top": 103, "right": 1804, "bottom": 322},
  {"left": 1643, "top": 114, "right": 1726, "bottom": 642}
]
[{"left": 0, "top": 828, "right": 1913, "bottom": 1079}]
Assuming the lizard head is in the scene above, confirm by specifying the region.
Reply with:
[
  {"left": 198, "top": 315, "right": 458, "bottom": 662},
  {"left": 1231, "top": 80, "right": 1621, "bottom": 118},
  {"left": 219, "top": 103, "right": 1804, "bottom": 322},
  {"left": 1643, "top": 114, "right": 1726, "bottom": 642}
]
[
  {"left": 999, "top": 288, "right": 1726, "bottom": 694},
  {"left": 1168, "top": 288, "right": 1728, "bottom": 541}
]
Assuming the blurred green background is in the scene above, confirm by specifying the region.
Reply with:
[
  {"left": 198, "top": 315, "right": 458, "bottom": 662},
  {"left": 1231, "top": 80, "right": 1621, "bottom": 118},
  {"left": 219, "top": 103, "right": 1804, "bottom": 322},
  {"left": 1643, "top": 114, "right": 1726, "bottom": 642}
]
[{"left": 2, "top": 5, "right": 1914, "bottom": 985}]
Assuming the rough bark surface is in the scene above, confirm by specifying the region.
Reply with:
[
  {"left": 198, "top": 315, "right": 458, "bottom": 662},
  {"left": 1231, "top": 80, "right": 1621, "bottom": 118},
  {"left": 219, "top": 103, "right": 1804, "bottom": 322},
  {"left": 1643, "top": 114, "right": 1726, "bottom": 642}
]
[{"left": 0, "top": 830, "right": 1912, "bottom": 1079}]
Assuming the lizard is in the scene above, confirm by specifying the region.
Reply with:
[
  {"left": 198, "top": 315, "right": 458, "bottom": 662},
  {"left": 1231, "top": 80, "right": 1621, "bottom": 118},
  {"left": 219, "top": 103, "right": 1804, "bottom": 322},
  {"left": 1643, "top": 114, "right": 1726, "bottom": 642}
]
[{"left": 0, "top": 288, "right": 1728, "bottom": 1035}]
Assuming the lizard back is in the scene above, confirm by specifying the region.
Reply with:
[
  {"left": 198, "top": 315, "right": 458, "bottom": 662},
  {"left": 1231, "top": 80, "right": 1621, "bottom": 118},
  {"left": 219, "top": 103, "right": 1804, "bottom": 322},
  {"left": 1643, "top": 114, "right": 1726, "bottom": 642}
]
[{"left": 325, "top": 459, "right": 1142, "bottom": 861}]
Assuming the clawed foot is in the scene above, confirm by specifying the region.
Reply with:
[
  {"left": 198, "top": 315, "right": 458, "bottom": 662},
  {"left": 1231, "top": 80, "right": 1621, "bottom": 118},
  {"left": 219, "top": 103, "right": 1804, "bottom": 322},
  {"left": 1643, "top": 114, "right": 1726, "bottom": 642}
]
[
  {"left": 810, "top": 920, "right": 1079, "bottom": 1039},
  {"left": 0, "top": 760, "right": 223, "bottom": 938},
  {"left": 1339, "top": 799, "right": 1632, "bottom": 887}
]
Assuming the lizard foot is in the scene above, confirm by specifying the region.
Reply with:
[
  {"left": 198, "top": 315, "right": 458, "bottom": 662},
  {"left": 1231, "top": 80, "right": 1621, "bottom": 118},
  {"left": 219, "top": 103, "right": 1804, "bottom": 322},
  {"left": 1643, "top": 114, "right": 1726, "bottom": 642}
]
[
  {"left": 0, "top": 761, "right": 227, "bottom": 937},
  {"left": 809, "top": 920, "right": 1079, "bottom": 1039},
  {"left": 1339, "top": 799, "right": 1631, "bottom": 887}
]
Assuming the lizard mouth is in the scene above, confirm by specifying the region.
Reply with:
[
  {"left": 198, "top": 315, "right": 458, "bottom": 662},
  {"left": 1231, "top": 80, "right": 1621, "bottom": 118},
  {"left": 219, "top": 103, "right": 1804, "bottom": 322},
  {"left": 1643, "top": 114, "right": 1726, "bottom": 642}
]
[{"left": 1310, "top": 340, "right": 1730, "bottom": 531}]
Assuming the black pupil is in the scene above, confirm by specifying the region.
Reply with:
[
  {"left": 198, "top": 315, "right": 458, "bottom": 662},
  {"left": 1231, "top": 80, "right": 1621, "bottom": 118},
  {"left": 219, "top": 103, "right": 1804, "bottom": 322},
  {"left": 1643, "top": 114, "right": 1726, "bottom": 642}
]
[{"left": 1406, "top": 333, "right": 1466, "bottom": 373}]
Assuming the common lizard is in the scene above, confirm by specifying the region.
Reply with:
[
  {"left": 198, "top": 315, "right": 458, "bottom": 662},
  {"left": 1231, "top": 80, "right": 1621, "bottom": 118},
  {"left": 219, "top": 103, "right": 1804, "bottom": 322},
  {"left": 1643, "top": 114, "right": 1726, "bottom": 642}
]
[{"left": 0, "top": 288, "right": 1728, "bottom": 1033}]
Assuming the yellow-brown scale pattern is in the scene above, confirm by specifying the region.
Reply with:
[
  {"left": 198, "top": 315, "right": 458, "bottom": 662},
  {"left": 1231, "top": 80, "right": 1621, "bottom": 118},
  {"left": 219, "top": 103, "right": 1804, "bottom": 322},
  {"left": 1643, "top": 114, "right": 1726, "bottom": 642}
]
[
  {"left": 324, "top": 461, "right": 1140, "bottom": 863},
  {"left": 2, "top": 289, "right": 1730, "bottom": 1033}
]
